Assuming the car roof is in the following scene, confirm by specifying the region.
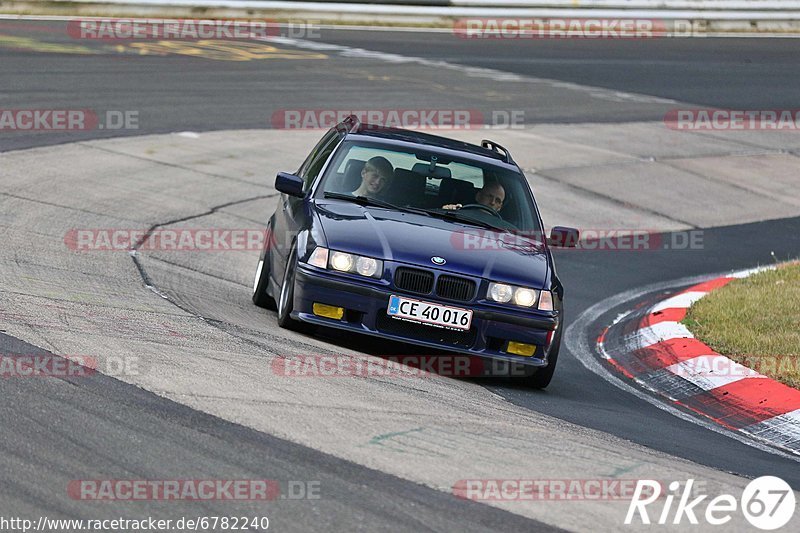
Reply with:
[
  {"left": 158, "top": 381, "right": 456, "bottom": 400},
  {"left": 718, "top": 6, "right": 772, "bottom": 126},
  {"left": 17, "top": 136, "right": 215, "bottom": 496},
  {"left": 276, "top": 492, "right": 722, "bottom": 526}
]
[{"left": 344, "top": 124, "right": 518, "bottom": 169}]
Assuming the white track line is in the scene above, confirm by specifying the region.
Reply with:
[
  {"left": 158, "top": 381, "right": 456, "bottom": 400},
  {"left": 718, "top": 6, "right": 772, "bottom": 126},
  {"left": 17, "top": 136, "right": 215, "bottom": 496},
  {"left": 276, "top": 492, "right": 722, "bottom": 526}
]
[
  {"left": 665, "top": 355, "right": 765, "bottom": 390},
  {"left": 746, "top": 409, "right": 800, "bottom": 447},
  {"left": 650, "top": 290, "right": 707, "bottom": 312},
  {"left": 261, "top": 35, "right": 680, "bottom": 103},
  {"left": 632, "top": 321, "right": 693, "bottom": 348}
]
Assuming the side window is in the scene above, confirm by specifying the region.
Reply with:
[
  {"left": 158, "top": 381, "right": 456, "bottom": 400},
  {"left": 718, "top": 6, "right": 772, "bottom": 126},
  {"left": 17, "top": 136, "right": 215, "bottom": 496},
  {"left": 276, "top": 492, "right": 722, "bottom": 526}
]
[
  {"left": 297, "top": 129, "right": 333, "bottom": 176},
  {"left": 298, "top": 129, "right": 340, "bottom": 191}
]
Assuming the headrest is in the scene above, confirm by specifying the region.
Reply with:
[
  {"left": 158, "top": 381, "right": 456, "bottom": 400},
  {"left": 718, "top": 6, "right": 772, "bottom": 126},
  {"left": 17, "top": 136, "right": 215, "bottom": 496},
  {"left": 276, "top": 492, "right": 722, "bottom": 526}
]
[
  {"left": 340, "top": 159, "right": 365, "bottom": 192},
  {"left": 438, "top": 177, "right": 475, "bottom": 205}
]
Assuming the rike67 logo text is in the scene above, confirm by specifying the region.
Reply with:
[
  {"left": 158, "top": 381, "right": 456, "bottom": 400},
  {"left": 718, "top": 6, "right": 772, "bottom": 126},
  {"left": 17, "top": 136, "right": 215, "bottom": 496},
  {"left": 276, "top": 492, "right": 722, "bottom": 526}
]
[{"left": 626, "top": 477, "right": 795, "bottom": 530}]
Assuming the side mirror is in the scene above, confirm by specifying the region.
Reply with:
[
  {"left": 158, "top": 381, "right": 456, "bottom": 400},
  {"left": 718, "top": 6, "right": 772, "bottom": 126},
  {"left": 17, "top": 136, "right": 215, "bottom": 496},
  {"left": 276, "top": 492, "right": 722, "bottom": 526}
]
[
  {"left": 275, "top": 172, "right": 305, "bottom": 197},
  {"left": 548, "top": 226, "right": 580, "bottom": 248}
]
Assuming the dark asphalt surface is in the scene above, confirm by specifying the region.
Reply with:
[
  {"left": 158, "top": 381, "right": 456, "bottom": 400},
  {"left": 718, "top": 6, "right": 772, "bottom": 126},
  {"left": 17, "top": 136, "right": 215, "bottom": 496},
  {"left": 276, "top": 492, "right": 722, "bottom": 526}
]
[
  {"left": 304, "top": 216, "right": 800, "bottom": 486},
  {"left": 1, "top": 19, "right": 799, "bottom": 529},
  {"left": 494, "top": 217, "right": 800, "bottom": 487},
  {"left": 0, "top": 333, "right": 558, "bottom": 532},
  {"left": 316, "top": 29, "right": 800, "bottom": 113},
  {"left": 3, "top": 22, "right": 800, "bottom": 151}
]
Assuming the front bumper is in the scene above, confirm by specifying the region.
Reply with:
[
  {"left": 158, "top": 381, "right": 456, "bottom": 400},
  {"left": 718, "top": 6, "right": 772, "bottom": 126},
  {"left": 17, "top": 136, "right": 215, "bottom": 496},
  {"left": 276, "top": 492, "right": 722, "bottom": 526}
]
[{"left": 293, "top": 265, "right": 559, "bottom": 368}]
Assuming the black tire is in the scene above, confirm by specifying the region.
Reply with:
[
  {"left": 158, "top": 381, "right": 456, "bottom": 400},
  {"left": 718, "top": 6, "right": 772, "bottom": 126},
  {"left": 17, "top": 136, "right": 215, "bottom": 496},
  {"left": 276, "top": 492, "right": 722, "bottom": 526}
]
[
  {"left": 252, "top": 253, "right": 277, "bottom": 310},
  {"left": 523, "top": 329, "right": 562, "bottom": 389},
  {"left": 276, "top": 247, "right": 305, "bottom": 331}
]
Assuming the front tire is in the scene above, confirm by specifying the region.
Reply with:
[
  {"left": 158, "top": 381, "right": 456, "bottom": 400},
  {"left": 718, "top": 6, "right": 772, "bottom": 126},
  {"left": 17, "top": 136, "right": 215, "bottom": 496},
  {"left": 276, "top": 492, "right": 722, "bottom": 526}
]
[
  {"left": 277, "top": 247, "right": 305, "bottom": 331},
  {"left": 524, "top": 329, "right": 561, "bottom": 389},
  {"left": 252, "top": 256, "right": 277, "bottom": 310}
]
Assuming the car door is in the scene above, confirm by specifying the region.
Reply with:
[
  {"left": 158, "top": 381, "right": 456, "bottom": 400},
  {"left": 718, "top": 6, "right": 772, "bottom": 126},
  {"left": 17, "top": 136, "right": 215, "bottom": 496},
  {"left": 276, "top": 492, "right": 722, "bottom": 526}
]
[{"left": 270, "top": 127, "right": 342, "bottom": 282}]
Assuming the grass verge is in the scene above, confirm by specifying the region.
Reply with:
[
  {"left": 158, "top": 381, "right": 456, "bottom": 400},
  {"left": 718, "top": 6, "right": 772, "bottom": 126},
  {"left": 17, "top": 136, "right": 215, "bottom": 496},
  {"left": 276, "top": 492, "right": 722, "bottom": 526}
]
[{"left": 683, "top": 263, "right": 800, "bottom": 389}]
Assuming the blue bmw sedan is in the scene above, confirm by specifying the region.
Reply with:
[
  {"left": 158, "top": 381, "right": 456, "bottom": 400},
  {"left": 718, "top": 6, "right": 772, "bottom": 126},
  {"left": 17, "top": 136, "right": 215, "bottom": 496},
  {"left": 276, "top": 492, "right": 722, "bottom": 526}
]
[{"left": 252, "top": 116, "right": 578, "bottom": 388}]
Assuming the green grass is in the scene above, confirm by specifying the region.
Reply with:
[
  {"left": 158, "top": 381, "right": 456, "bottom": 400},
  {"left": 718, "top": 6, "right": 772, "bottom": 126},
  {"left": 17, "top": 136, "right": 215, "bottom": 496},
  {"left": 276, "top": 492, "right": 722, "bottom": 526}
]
[{"left": 683, "top": 263, "right": 800, "bottom": 389}]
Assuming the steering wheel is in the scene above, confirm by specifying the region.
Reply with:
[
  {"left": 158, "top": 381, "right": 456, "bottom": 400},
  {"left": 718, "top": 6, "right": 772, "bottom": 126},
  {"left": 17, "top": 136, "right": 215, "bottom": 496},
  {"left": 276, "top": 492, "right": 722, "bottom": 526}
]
[{"left": 459, "top": 203, "right": 502, "bottom": 218}]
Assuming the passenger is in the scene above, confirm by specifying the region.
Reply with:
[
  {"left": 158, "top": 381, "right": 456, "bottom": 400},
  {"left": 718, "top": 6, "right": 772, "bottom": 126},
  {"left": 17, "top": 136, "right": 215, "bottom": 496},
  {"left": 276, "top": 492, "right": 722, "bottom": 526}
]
[
  {"left": 353, "top": 156, "right": 394, "bottom": 198},
  {"left": 443, "top": 182, "right": 505, "bottom": 212}
]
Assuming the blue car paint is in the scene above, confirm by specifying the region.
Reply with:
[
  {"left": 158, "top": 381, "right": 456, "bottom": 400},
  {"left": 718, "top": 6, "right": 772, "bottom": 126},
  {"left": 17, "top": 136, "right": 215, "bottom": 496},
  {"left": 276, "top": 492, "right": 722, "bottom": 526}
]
[{"left": 261, "top": 125, "right": 565, "bottom": 368}]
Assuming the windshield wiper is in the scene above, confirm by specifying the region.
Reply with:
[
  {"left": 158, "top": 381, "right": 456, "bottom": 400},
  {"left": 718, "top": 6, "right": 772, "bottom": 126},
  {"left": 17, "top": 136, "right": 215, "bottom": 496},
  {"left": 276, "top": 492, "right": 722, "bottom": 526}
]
[
  {"left": 323, "top": 192, "right": 432, "bottom": 217},
  {"left": 413, "top": 208, "right": 508, "bottom": 231},
  {"left": 323, "top": 192, "right": 398, "bottom": 209},
  {"left": 322, "top": 193, "right": 507, "bottom": 230}
]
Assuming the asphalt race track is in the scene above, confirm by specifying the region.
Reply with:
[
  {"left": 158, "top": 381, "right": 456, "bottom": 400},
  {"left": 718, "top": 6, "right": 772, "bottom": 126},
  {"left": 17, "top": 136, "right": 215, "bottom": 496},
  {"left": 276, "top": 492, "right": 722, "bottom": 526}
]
[
  {"left": 4, "top": 22, "right": 800, "bottom": 151},
  {"left": 1, "top": 19, "right": 799, "bottom": 531}
]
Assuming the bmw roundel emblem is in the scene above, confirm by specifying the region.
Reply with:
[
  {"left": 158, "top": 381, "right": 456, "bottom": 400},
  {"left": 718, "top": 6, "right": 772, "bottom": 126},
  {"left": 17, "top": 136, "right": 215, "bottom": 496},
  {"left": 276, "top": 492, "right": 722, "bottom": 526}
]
[{"left": 431, "top": 256, "right": 446, "bottom": 265}]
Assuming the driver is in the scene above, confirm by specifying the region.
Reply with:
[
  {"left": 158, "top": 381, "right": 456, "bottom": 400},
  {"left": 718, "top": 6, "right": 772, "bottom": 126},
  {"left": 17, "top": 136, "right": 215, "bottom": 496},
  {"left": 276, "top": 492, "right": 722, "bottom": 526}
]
[
  {"left": 443, "top": 182, "right": 505, "bottom": 212},
  {"left": 353, "top": 156, "right": 394, "bottom": 198}
]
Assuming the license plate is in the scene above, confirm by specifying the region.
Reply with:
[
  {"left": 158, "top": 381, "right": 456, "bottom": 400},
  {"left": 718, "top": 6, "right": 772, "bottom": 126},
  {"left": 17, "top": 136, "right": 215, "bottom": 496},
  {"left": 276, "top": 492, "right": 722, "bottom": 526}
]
[{"left": 387, "top": 295, "right": 472, "bottom": 331}]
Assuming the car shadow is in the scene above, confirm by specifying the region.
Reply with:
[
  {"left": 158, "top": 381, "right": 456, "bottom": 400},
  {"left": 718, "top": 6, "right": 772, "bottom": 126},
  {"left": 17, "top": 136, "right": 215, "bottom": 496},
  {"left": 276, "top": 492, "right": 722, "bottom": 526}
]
[{"left": 307, "top": 323, "right": 548, "bottom": 393}]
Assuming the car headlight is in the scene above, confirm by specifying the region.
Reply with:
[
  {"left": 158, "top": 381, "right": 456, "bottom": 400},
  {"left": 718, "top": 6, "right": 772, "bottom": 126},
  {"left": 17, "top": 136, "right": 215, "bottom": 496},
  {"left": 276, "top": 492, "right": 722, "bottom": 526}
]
[
  {"left": 305, "top": 247, "right": 383, "bottom": 278},
  {"left": 356, "top": 256, "right": 379, "bottom": 277},
  {"left": 513, "top": 288, "right": 537, "bottom": 307},
  {"left": 330, "top": 251, "right": 354, "bottom": 272},
  {"left": 488, "top": 282, "right": 513, "bottom": 303},
  {"left": 488, "top": 282, "right": 547, "bottom": 309}
]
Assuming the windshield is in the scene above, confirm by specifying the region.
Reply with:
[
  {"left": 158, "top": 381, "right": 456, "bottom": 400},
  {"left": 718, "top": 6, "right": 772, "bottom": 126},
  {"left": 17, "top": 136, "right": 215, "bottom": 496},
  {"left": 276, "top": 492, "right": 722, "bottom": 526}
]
[{"left": 316, "top": 140, "right": 543, "bottom": 233}]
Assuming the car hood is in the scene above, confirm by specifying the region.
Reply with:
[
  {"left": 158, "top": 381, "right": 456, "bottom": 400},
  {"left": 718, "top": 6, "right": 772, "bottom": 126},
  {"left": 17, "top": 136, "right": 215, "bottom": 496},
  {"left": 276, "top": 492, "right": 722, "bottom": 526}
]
[{"left": 315, "top": 200, "right": 550, "bottom": 288}]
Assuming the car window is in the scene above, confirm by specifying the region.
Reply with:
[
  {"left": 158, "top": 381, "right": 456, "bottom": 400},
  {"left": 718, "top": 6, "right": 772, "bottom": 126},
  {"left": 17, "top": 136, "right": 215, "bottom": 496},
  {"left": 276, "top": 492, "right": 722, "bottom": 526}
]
[
  {"left": 333, "top": 146, "right": 482, "bottom": 185},
  {"left": 298, "top": 128, "right": 340, "bottom": 191},
  {"left": 318, "top": 140, "right": 542, "bottom": 233},
  {"left": 296, "top": 128, "right": 333, "bottom": 176}
]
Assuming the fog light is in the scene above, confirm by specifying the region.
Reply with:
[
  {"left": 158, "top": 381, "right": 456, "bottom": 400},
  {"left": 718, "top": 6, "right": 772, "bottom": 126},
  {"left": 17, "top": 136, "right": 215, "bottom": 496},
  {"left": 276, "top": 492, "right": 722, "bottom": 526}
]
[
  {"left": 313, "top": 303, "right": 344, "bottom": 320},
  {"left": 507, "top": 341, "right": 536, "bottom": 357}
]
